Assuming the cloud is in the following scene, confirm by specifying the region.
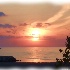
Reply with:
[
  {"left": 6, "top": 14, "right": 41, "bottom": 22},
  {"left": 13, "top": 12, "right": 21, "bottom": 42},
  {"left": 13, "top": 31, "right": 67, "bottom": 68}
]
[
  {"left": 19, "top": 23, "right": 28, "bottom": 26},
  {"left": 31, "top": 21, "right": 51, "bottom": 28},
  {"left": 42, "top": 23, "right": 51, "bottom": 28},
  {"left": 6, "top": 31, "right": 11, "bottom": 33},
  {"left": 36, "top": 23, "right": 42, "bottom": 28},
  {"left": 0, "top": 35, "right": 23, "bottom": 40},
  {"left": 0, "top": 12, "right": 6, "bottom": 16},
  {"left": 0, "top": 24, "right": 16, "bottom": 28},
  {"left": 0, "top": 35, "right": 14, "bottom": 39},
  {"left": 45, "top": 4, "right": 70, "bottom": 23},
  {"left": 0, "top": 4, "right": 62, "bottom": 24},
  {"left": 10, "top": 29, "right": 17, "bottom": 34}
]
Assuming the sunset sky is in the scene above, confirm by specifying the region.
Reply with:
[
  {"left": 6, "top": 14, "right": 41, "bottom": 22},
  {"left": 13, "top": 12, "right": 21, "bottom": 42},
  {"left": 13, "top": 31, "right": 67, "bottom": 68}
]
[{"left": 0, "top": 1, "right": 70, "bottom": 47}]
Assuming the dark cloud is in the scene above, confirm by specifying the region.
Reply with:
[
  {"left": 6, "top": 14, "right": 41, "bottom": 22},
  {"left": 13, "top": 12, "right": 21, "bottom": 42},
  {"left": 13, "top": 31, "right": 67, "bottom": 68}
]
[
  {"left": 0, "top": 12, "right": 6, "bottom": 16},
  {"left": 0, "top": 35, "right": 14, "bottom": 39},
  {"left": 0, "top": 24, "right": 16, "bottom": 28},
  {"left": 36, "top": 23, "right": 42, "bottom": 28},
  {"left": 0, "top": 35, "right": 23, "bottom": 40},
  {"left": 0, "top": 35, "right": 21, "bottom": 39},
  {"left": 11, "top": 29, "right": 17, "bottom": 34},
  {"left": 19, "top": 23, "right": 28, "bottom": 26},
  {"left": 34, "top": 23, "right": 51, "bottom": 28},
  {"left": 6, "top": 31, "right": 11, "bottom": 33}
]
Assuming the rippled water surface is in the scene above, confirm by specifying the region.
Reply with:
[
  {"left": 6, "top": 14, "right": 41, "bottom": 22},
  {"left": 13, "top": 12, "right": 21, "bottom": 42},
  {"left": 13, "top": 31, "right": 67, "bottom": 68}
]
[{"left": 0, "top": 47, "right": 65, "bottom": 62}]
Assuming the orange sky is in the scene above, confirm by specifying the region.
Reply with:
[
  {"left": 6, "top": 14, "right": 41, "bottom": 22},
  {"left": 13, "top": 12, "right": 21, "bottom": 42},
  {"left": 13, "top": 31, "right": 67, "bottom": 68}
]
[{"left": 0, "top": 3, "right": 70, "bottom": 47}]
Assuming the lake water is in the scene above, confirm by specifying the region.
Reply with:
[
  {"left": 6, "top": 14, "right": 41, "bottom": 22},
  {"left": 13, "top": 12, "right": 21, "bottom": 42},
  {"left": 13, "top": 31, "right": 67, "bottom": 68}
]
[{"left": 0, "top": 47, "right": 65, "bottom": 62}]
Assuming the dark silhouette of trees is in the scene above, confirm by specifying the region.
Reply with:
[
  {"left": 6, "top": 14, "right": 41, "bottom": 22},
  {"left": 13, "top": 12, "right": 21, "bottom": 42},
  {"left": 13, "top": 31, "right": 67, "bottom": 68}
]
[{"left": 56, "top": 36, "right": 70, "bottom": 67}]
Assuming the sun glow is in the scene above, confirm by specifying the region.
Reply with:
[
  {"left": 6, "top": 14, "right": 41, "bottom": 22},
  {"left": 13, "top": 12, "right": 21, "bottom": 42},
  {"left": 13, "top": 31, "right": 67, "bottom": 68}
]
[
  {"left": 28, "top": 28, "right": 47, "bottom": 41},
  {"left": 31, "top": 28, "right": 40, "bottom": 41},
  {"left": 32, "top": 37, "right": 39, "bottom": 41},
  {"left": 31, "top": 28, "right": 40, "bottom": 37}
]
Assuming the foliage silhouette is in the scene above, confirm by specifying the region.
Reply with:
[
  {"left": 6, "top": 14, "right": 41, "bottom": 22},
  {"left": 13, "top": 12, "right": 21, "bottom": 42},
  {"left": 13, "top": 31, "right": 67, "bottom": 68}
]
[{"left": 56, "top": 36, "right": 70, "bottom": 67}]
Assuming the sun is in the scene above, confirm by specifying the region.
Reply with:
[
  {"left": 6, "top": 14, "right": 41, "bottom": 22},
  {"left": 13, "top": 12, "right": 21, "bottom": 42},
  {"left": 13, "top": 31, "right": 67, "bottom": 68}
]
[
  {"left": 31, "top": 28, "right": 40, "bottom": 37},
  {"left": 28, "top": 28, "right": 46, "bottom": 41},
  {"left": 31, "top": 28, "right": 40, "bottom": 41}
]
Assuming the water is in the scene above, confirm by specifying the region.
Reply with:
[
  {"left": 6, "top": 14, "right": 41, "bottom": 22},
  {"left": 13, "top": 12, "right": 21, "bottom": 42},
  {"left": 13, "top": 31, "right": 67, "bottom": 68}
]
[{"left": 0, "top": 47, "right": 65, "bottom": 62}]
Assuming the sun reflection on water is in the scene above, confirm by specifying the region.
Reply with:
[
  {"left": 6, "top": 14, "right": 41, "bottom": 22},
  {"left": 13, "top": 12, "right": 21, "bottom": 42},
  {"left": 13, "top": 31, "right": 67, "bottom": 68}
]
[{"left": 31, "top": 47, "right": 40, "bottom": 63}]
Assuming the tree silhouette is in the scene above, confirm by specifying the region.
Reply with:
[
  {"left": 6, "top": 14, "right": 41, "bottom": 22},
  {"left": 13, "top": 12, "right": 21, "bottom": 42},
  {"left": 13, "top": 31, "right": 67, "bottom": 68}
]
[{"left": 56, "top": 36, "right": 70, "bottom": 67}]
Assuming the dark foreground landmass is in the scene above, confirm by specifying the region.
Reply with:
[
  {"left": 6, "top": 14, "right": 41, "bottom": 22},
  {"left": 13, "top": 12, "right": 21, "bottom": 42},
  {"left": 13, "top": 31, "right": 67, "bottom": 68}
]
[
  {"left": 0, "top": 62, "right": 56, "bottom": 68},
  {"left": 0, "top": 62, "right": 70, "bottom": 68}
]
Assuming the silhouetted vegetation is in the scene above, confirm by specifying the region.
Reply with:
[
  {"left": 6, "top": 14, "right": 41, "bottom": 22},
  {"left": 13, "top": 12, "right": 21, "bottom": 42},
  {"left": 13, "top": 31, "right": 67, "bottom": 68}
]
[{"left": 56, "top": 36, "right": 70, "bottom": 67}]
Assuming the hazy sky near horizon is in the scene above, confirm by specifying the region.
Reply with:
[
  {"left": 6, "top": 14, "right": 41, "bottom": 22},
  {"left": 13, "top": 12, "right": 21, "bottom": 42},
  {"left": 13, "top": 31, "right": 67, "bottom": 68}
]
[{"left": 0, "top": 1, "right": 70, "bottom": 47}]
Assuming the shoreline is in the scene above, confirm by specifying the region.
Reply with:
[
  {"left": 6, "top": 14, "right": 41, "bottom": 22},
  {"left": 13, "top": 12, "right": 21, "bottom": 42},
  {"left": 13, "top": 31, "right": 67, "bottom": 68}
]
[{"left": 0, "top": 62, "right": 56, "bottom": 68}]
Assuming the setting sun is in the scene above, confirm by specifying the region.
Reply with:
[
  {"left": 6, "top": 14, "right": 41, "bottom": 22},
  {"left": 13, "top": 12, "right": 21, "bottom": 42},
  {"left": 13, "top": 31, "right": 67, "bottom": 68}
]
[
  {"left": 31, "top": 28, "right": 40, "bottom": 41},
  {"left": 27, "top": 28, "right": 47, "bottom": 41},
  {"left": 31, "top": 28, "right": 40, "bottom": 38}
]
